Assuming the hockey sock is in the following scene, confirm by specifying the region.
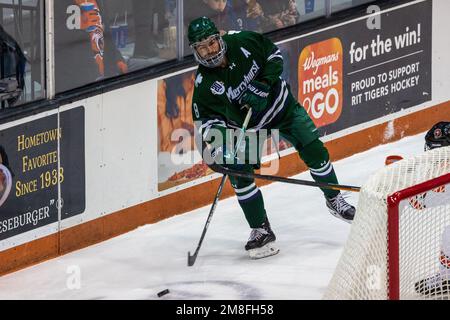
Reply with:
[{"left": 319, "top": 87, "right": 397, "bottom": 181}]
[
  {"left": 231, "top": 175, "right": 267, "bottom": 228},
  {"left": 239, "top": 189, "right": 267, "bottom": 228},
  {"left": 297, "top": 139, "right": 340, "bottom": 198}
]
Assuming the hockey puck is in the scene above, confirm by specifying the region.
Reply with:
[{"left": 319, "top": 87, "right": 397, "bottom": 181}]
[{"left": 157, "top": 289, "right": 170, "bottom": 297}]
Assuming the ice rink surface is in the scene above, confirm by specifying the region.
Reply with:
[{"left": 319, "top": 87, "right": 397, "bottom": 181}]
[{"left": 0, "top": 132, "right": 427, "bottom": 300}]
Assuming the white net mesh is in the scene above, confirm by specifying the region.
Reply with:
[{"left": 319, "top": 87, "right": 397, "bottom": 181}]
[{"left": 324, "top": 146, "right": 450, "bottom": 300}]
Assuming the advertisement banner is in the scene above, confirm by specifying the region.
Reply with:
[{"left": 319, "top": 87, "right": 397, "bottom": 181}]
[
  {"left": 296, "top": 0, "right": 432, "bottom": 134},
  {"left": 0, "top": 107, "right": 86, "bottom": 241}
]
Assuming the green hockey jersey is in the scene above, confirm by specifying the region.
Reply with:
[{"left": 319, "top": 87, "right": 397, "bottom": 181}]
[{"left": 191, "top": 30, "right": 296, "bottom": 144}]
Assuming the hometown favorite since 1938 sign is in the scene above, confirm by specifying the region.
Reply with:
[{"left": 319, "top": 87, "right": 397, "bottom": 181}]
[
  {"left": 295, "top": 0, "right": 432, "bottom": 134},
  {"left": 0, "top": 107, "right": 85, "bottom": 241}
]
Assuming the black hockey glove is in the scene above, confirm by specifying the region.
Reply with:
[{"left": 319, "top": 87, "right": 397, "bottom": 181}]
[
  {"left": 203, "top": 126, "right": 235, "bottom": 166},
  {"left": 205, "top": 143, "right": 248, "bottom": 175},
  {"left": 239, "top": 80, "right": 270, "bottom": 113}
]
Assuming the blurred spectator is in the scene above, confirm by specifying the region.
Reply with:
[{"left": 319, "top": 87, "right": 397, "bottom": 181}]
[
  {"left": 258, "top": 0, "right": 299, "bottom": 32},
  {"left": 231, "top": 0, "right": 264, "bottom": 32},
  {"left": 54, "top": 0, "right": 127, "bottom": 93},
  {"left": 185, "top": 0, "right": 240, "bottom": 32},
  {"left": 99, "top": 1, "right": 128, "bottom": 77}
]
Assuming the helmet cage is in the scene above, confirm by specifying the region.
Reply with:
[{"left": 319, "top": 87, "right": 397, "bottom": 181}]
[{"left": 191, "top": 34, "right": 227, "bottom": 68}]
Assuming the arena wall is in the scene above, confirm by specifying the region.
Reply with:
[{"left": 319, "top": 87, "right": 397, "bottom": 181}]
[{"left": 1, "top": 0, "right": 448, "bottom": 276}]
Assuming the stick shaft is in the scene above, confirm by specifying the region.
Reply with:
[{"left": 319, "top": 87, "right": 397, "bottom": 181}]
[
  {"left": 188, "top": 174, "right": 228, "bottom": 266},
  {"left": 214, "top": 166, "right": 361, "bottom": 193}
]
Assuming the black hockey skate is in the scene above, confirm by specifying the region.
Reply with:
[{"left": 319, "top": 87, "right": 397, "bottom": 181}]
[
  {"left": 326, "top": 193, "right": 355, "bottom": 223},
  {"left": 245, "top": 218, "right": 279, "bottom": 259},
  {"left": 415, "top": 273, "right": 450, "bottom": 296}
]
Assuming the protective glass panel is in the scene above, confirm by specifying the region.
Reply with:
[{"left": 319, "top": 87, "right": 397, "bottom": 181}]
[
  {"left": 0, "top": 0, "right": 44, "bottom": 109},
  {"left": 54, "top": 0, "right": 177, "bottom": 93}
]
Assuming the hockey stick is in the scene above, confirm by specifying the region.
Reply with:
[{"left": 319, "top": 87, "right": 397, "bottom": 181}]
[
  {"left": 210, "top": 165, "right": 361, "bottom": 193},
  {"left": 271, "top": 134, "right": 281, "bottom": 160},
  {"left": 187, "top": 107, "right": 253, "bottom": 267}
]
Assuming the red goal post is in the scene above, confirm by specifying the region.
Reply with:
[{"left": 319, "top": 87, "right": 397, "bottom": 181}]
[
  {"left": 324, "top": 146, "right": 450, "bottom": 300},
  {"left": 387, "top": 172, "right": 450, "bottom": 299}
]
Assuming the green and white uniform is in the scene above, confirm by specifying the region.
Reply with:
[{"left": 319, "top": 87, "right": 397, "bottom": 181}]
[{"left": 192, "top": 30, "right": 339, "bottom": 228}]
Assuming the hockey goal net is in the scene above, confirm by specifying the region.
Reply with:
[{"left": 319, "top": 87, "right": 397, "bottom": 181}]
[{"left": 324, "top": 146, "right": 450, "bottom": 300}]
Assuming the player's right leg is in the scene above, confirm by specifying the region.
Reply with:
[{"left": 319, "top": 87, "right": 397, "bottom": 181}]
[
  {"left": 298, "top": 139, "right": 356, "bottom": 223},
  {"left": 229, "top": 164, "right": 279, "bottom": 259}
]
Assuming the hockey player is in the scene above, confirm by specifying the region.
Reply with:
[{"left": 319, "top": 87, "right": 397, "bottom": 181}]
[{"left": 187, "top": 16, "right": 355, "bottom": 259}]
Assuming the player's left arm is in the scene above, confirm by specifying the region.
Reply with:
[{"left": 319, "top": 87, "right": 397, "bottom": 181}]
[
  {"left": 255, "top": 33, "right": 284, "bottom": 87},
  {"left": 239, "top": 32, "right": 284, "bottom": 113}
]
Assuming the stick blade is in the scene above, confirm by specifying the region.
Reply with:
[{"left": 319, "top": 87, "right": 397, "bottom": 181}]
[{"left": 187, "top": 251, "right": 196, "bottom": 267}]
